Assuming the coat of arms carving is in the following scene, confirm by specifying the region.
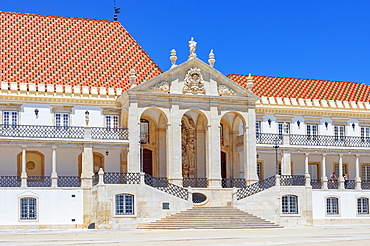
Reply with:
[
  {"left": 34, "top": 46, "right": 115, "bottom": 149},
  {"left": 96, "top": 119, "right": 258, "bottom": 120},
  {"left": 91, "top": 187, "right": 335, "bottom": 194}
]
[
  {"left": 218, "top": 84, "right": 236, "bottom": 96},
  {"left": 182, "top": 67, "right": 205, "bottom": 94},
  {"left": 150, "top": 81, "right": 170, "bottom": 93}
]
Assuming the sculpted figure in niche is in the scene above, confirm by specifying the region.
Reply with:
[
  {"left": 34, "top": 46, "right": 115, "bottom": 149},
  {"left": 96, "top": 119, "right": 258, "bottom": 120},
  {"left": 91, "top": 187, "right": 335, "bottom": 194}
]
[{"left": 181, "top": 116, "right": 197, "bottom": 178}]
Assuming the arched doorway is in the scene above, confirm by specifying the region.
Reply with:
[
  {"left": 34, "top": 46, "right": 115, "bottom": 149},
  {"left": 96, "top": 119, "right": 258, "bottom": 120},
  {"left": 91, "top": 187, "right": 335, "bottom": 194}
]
[
  {"left": 143, "top": 149, "right": 153, "bottom": 175},
  {"left": 17, "top": 151, "right": 45, "bottom": 177}
]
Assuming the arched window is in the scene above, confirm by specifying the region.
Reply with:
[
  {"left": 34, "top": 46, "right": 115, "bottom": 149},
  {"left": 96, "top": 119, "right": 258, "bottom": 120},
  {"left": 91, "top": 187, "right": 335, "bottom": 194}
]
[
  {"left": 115, "top": 194, "right": 134, "bottom": 215},
  {"left": 327, "top": 197, "right": 339, "bottom": 215},
  {"left": 140, "top": 119, "right": 149, "bottom": 143},
  {"left": 282, "top": 195, "right": 298, "bottom": 214},
  {"left": 358, "top": 198, "right": 369, "bottom": 215},
  {"left": 20, "top": 197, "right": 37, "bottom": 220}
]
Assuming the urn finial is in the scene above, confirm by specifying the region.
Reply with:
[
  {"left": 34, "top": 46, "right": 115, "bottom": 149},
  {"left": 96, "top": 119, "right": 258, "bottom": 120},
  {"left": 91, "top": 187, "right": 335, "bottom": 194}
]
[
  {"left": 247, "top": 73, "right": 253, "bottom": 91},
  {"left": 208, "top": 49, "right": 215, "bottom": 68},
  {"left": 129, "top": 69, "right": 137, "bottom": 88},
  {"left": 170, "top": 49, "right": 177, "bottom": 69}
]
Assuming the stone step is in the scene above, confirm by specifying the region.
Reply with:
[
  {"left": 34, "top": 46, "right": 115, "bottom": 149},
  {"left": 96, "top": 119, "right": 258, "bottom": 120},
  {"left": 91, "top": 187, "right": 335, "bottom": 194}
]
[{"left": 138, "top": 206, "right": 282, "bottom": 229}]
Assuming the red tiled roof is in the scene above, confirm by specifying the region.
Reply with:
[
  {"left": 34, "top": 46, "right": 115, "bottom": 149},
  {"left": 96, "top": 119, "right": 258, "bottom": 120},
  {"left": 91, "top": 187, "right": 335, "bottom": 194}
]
[
  {"left": 0, "top": 12, "right": 162, "bottom": 91},
  {"left": 228, "top": 74, "right": 370, "bottom": 102}
]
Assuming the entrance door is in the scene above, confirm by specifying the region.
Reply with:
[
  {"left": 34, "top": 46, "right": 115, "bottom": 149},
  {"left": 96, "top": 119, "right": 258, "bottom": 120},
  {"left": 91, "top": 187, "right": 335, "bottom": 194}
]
[
  {"left": 143, "top": 149, "right": 153, "bottom": 176},
  {"left": 221, "top": 152, "right": 226, "bottom": 179}
]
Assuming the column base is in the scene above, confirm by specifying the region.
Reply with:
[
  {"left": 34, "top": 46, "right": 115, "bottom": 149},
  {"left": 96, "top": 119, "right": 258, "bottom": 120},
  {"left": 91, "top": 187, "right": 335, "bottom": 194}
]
[
  {"left": 208, "top": 178, "right": 222, "bottom": 188},
  {"left": 81, "top": 178, "right": 92, "bottom": 188},
  {"left": 355, "top": 177, "right": 362, "bottom": 190},
  {"left": 339, "top": 178, "right": 345, "bottom": 190},
  {"left": 321, "top": 176, "right": 328, "bottom": 190},
  {"left": 275, "top": 175, "right": 280, "bottom": 187},
  {"left": 305, "top": 173, "right": 311, "bottom": 187},
  {"left": 21, "top": 173, "right": 27, "bottom": 188},
  {"left": 140, "top": 172, "right": 145, "bottom": 185},
  {"left": 51, "top": 174, "right": 58, "bottom": 188}
]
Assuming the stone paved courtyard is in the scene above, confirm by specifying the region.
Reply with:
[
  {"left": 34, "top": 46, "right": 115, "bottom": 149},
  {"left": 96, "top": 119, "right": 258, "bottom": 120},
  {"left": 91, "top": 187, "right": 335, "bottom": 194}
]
[{"left": 0, "top": 226, "right": 370, "bottom": 245}]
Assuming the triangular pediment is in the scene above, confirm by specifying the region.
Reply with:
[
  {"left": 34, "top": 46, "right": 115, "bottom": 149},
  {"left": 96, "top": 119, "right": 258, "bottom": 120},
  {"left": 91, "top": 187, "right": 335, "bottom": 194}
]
[{"left": 127, "top": 58, "right": 259, "bottom": 101}]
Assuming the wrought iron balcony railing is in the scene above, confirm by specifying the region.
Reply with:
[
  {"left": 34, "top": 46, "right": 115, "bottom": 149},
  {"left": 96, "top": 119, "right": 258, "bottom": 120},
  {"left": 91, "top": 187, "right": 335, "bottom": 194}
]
[
  {"left": 183, "top": 178, "right": 208, "bottom": 188},
  {"left": 91, "top": 127, "right": 129, "bottom": 140},
  {"left": 0, "top": 124, "right": 84, "bottom": 139},
  {"left": 256, "top": 133, "right": 282, "bottom": 145},
  {"left": 290, "top": 134, "right": 370, "bottom": 147}
]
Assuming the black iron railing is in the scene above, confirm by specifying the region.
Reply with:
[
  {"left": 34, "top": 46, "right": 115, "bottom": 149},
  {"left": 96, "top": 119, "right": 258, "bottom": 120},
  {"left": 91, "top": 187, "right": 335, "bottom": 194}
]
[
  {"left": 328, "top": 180, "right": 339, "bottom": 189},
  {"left": 183, "top": 178, "right": 208, "bottom": 188},
  {"left": 104, "top": 172, "right": 140, "bottom": 184},
  {"left": 290, "top": 134, "right": 370, "bottom": 147},
  {"left": 92, "top": 173, "right": 99, "bottom": 186},
  {"left": 362, "top": 180, "right": 370, "bottom": 189},
  {"left": 256, "top": 133, "right": 282, "bottom": 145},
  {"left": 310, "top": 179, "right": 321, "bottom": 189},
  {"left": 346, "top": 180, "right": 355, "bottom": 189},
  {"left": 222, "top": 178, "right": 246, "bottom": 188},
  {"left": 91, "top": 127, "right": 129, "bottom": 140},
  {"left": 27, "top": 176, "right": 51, "bottom": 187},
  {"left": 280, "top": 175, "right": 305, "bottom": 186},
  {"left": 237, "top": 176, "right": 276, "bottom": 200},
  {"left": 57, "top": 176, "right": 81, "bottom": 187},
  {"left": 144, "top": 174, "right": 188, "bottom": 200},
  {"left": 0, "top": 176, "right": 21, "bottom": 187},
  {"left": 0, "top": 125, "right": 84, "bottom": 139}
]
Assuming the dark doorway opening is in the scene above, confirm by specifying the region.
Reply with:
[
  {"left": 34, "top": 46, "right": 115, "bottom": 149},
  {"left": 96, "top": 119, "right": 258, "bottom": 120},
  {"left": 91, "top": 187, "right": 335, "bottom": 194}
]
[{"left": 143, "top": 149, "right": 153, "bottom": 176}]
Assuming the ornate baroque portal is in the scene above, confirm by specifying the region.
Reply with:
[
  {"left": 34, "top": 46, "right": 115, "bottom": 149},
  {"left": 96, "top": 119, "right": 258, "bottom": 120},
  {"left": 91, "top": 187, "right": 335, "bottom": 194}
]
[{"left": 181, "top": 115, "right": 196, "bottom": 178}]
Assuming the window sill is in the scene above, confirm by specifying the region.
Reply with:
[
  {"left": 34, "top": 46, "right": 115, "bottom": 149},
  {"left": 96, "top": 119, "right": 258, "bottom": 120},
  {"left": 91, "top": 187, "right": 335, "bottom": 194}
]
[
  {"left": 280, "top": 214, "right": 300, "bottom": 217},
  {"left": 113, "top": 214, "right": 137, "bottom": 218}
]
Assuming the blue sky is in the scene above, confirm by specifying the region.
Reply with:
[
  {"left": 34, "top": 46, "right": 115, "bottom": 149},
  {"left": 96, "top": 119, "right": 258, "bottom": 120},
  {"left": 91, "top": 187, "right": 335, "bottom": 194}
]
[{"left": 1, "top": 0, "right": 370, "bottom": 84}]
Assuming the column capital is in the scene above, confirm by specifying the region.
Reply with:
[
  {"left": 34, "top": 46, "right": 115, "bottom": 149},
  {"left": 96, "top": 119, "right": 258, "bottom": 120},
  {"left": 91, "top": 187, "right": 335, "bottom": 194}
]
[
  {"left": 355, "top": 154, "right": 361, "bottom": 157},
  {"left": 338, "top": 154, "right": 343, "bottom": 157},
  {"left": 21, "top": 146, "right": 27, "bottom": 150},
  {"left": 52, "top": 145, "right": 57, "bottom": 150},
  {"left": 322, "top": 153, "right": 327, "bottom": 156},
  {"left": 304, "top": 153, "right": 309, "bottom": 156}
]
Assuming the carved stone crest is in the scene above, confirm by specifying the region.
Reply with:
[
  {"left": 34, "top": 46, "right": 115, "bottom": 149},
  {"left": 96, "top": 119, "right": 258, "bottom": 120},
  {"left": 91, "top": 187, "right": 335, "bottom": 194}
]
[
  {"left": 150, "top": 81, "right": 170, "bottom": 93},
  {"left": 183, "top": 67, "right": 205, "bottom": 94},
  {"left": 218, "top": 84, "right": 236, "bottom": 96}
]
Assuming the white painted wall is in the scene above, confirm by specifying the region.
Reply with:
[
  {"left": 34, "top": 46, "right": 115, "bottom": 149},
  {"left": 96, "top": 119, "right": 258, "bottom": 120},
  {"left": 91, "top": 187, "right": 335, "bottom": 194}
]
[
  {"left": 0, "top": 189, "right": 83, "bottom": 226},
  {"left": 21, "top": 104, "right": 53, "bottom": 125},
  {"left": 312, "top": 190, "right": 370, "bottom": 225}
]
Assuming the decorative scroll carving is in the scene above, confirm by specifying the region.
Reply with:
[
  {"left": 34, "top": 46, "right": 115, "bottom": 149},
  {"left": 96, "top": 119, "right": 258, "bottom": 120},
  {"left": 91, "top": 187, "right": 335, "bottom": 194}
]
[
  {"left": 183, "top": 67, "right": 205, "bottom": 94},
  {"left": 150, "top": 81, "right": 170, "bottom": 93},
  {"left": 218, "top": 84, "right": 236, "bottom": 96},
  {"left": 181, "top": 116, "right": 196, "bottom": 178}
]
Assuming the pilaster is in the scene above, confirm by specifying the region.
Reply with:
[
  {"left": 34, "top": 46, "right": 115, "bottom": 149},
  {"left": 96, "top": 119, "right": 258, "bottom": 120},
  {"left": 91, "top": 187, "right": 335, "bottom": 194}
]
[
  {"left": 207, "top": 105, "right": 221, "bottom": 188},
  {"left": 168, "top": 102, "right": 182, "bottom": 186},
  {"left": 127, "top": 102, "right": 140, "bottom": 173}
]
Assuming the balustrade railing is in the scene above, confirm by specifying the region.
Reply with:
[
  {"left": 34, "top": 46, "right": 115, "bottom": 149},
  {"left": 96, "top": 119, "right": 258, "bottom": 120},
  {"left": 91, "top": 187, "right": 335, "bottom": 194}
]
[
  {"left": 256, "top": 133, "right": 282, "bottom": 145},
  {"left": 328, "top": 180, "right": 339, "bottom": 189},
  {"left": 237, "top": 176, "right": 275, "bottom": 200},
  {"left": 0, "top": 176, "right": 21, "bottom": 187},
  {"left": 27, "top": 176, "right": 51, "bottom": 187},
  {"left": 310, "top": 179, "right": 321, "bottom": 189},
  {"left": 346, "top": 180, "right": 355, "bottom": 189},
  {"left": 222, "top": 178, "right": 246, "bottom": 188},
  {"left": 0, "top": 125, "right": 84, "bottom": 139},
  {"left": 104, "top": 172, "right": 140, "bottom": 184},
  {"left": 290, "top": 134, "right": 370, "bottom": 147},
  {"left": 183, "top": 178, "right": 208, "bottom": 188},
  {"left": 92, "top": 173, "right": 99, "bottom": 186},
  {"left": 280, "top": 175, "right": 305, "bottom": 186},
  {"left": 362, "top": 180, "right": 370, "bottom": 189},
  {"left": 57, "top": 176, "right": 81, "bottom": 187},
  {"left": 91, "top": 127, "right": 129, "bottom": 140},
  {"left": 144, "top": 174, "right": 188, "bottom": 200}
]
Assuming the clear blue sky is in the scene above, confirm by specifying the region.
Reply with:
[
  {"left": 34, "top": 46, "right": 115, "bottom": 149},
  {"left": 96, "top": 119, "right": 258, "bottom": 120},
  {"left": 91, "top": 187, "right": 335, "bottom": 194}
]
[{"left": 2, "top": 0, "right": 370, "bottom": 84}]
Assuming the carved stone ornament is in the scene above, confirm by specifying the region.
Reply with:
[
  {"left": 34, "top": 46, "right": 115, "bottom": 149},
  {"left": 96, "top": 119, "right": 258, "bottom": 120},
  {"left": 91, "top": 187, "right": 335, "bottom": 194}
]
[
  {"left": 183, "top": 67, "right": 205, "bottom": 94},
  {"left": 218, "top": 84, "right": 236, "bottom": 96},
  {"left": 150, "top": 81, "right": 170, "bottom": 93}
]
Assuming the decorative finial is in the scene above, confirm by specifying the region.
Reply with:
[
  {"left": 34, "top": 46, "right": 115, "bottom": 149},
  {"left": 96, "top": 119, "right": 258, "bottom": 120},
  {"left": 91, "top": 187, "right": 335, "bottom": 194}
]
[
  {"left": 188, "top": 37, "right": 197, "bottom": 60},
  {"left": 208, "top": 49, "right": 215, "bottom": 68},
  {"left": 247, "top": 73, "right": 253, "bottom": 91},
  {"left": 129, "top": 69, "right": 137, "bottom": 88},
  {"left": 170, "top": 49, "right": 177, "bottom": 69},
  {"left": 114, "top": 0, "right": 121, "bottom": 21}
]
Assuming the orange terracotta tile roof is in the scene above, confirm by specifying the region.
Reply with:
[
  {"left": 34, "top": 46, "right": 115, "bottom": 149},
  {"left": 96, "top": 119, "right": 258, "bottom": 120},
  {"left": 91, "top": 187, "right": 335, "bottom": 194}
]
[
  {"left": 228, "top": 74, "right": 370, "bottom": 102},
  {"left": 0, "top": 11, "right": 162, "bottom": 91}
]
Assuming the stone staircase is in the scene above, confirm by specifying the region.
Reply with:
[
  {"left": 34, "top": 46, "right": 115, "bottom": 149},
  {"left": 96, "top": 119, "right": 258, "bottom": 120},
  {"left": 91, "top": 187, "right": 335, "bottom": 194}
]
[{"left": 139, "top": 206, "right": 282, "bottom": 229}]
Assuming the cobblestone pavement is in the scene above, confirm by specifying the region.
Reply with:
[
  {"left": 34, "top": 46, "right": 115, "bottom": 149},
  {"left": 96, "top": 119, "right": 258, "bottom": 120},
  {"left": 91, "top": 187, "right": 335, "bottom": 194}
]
[{"left": 0, "top": 226, "right": 370, "bottom": 245}]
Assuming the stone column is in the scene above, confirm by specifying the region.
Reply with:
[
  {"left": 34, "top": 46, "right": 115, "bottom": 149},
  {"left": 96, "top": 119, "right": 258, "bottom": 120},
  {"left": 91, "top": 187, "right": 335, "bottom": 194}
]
[
  {"left": 321, "top": 154, "right": 328, "bottom": 190},
  {"left": 21, "top": 146, "right": 27, "bottom": 188},
  {"left": 207, "top": 105, "right": 221, "bottom": 188},
  {"left": 81, "top": 144, "right": 94, "bottom": 228},
  {"left": 338, "top": 154, "right": 345, "bottom": 190},
  {"left": 243, "top": 109, "right": 258, "bottom": 185},
  {"left": 127, "top": 102, "right": 140, "bottom": 173},
  {"left": 168, "top": 103, "right": 182, "bottom": 186},
  {"left": 355, "top": 154, "right": 362, "bottom": 190},
  {"left": 304, "top": 153, "right": 310, "bottom": 187},
  {"left": 281, "top": 151, "right": 291, "bottom": 175},
  {"left": 51, "top": 145, "right": 58, "bottom": 188},
  {"left": 81, "top": 145, "right": 94, "bottom": 188}
]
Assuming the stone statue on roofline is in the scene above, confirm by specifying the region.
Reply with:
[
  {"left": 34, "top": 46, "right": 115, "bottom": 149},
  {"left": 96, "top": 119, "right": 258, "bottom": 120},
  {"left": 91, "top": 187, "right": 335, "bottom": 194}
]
[{"left": 188, "top": 37, "right": 197, "bottom": 59}]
